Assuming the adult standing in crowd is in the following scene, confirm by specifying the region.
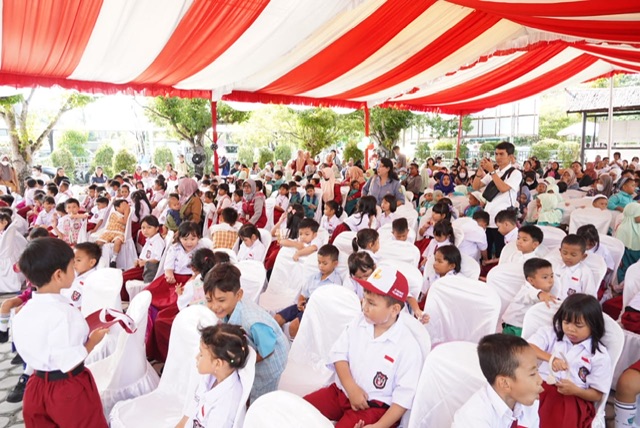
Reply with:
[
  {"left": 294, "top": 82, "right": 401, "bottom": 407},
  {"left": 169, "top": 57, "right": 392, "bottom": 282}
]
[
  {"left": 472, "top": 142, "right": 522, "bottom": 258},
  {"left": 176, "top": 154, "right": 189, "bottom": 178},
  {"left": 363, "top": 157, "right": 405, "bottom": 205},
  {"left": 290, "top": 150, "right": 307, "bottom": 174},
  {"left": 219, "top": 155, "right": 230, "bottom": 176},
  {"left": 0, "top": 155, "right": 19, "bottom": 192},
  {"left": 392, "top": 145, "right": 407, "bottom": 172}
]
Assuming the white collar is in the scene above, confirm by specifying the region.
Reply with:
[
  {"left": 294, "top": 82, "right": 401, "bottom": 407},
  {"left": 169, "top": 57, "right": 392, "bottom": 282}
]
[{"left": 485, "top": 384, "right": 524, "bottom": 424}]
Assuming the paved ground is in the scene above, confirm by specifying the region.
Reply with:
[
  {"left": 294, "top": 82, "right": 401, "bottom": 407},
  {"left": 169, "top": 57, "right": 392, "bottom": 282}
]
[{"left": 0, "top": 338, "right": 25, "bottom": 428}]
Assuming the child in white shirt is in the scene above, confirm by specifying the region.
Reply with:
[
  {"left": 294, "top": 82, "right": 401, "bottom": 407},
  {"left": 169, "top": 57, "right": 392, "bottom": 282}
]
[
  {"left": 177, "top": 249, "right": 230, "bottom": 310},
  {"left": 237, "top": 224, "right": 267, "bottom": 262},
  {"left": 549, "top": 234, "right": 597, "bottom": 299},
  {"left": 33, "top": 196, "right": 56, "bottom": 229},
  {"left": 60, "top": 243, "right": 100, "bottom": 309},
  {"left": 273, "top": 184, "right": 290, "bottom": 224},
  {"left": 321, "top": 200, "right": 342, "bottom": 236},
  {"left": 279, "top": 218, "right": 323, "bottom": 261},
  {"left": 87, "top": 197, "right": 109, "bottom": 232},
  {"left": 231, "top": 190, "right": 244, "bottom": 217},
  {"left": 377, "top": 194, "right": 397, "bottom": 229}
]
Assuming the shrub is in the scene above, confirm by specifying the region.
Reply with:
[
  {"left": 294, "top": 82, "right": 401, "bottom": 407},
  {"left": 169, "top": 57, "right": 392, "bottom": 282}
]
[
  {"left": 274, "top": 144, "right": 293, "bottom": 165},
  {"left": 257, "top": 147, "right": 274, "bottom": 168},
  {"left": 153, "top": 147, "right": 174, "bottom": 168},
  {"left": 431, "top": 141, "right": 454, "bottom": 152},
  {"left": 58, "top": 130, "right": 88, "bottom": 157},
  {"left": 112, "top": 148, "right": 137, "bottom": 175},
  {"left": 50, "top": 148, "right": 75, "bottom": 175},
  {"left": 92, "top": 144, "right": 114, "bottom": 177},
  {"left": 238, "top": 147, "right": 253, "bottom": 168},
  {"left": 342, "top": 140, "right": 364, "bottom": 164},
  {"left": 479, "top": 142, "right": 498, "bottom": 157},
  {"left": 531, "top": 138, "right": 563, "bottom": 163},
  {"left": 414, "top": 142, "right": 430, "bottom": 162},
  {"left": 558, "top": 142, "right": 581, "bottom": 167}
]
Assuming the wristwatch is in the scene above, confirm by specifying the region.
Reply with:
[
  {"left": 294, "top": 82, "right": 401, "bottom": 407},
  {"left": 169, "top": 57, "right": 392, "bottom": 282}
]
[{"left": 489, "top": 171, "right": 496, "bottom": 176}]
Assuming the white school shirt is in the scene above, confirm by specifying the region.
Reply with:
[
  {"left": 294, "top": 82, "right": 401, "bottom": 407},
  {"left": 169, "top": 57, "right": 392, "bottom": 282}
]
[
  {"left": 203, "top": 202, "right": 214, "bottom": 217},
  {"left": 305, "top": 236, "right": 323, "bottom": 252},
  {"left": 481, "top": 163, "right": 522, "bottom": 228},
  {"left": 550, "top": 259, "right": 597, "bottom": 299},
  {"left": 422, "top": 270, "right": 456, "bottom": 294},
  {"left": 500, "top": 247, "right": 543, "bottom": 266},
  {"left": 344, "top": 213, "right": 374, "bottom": 232},
  {"left": 151, "top": 190, "right": 165, "bottom": 204},
  {"left": 183, "top": 372, "right": 243, "bottom": 428},
  {"left": 55, "top": 192, "right": 69, "bottom": 204},
  {"left": 343, "top": 277, "right": 364, "bottom": 300},
  {"left": 130, "top": 202, "right": 151, "bottom": 223},
  {"left": 454, "top": 218, "right": 488, "bottom": 262},
  {"left": 231, "top": 200, "right": 244, "bottom": 216},
  {"left": 24, "top": 188, "right": 37, "bottom": 206},
  {"left": 503, "top": 227, "right": 519, "bottom": 245},
  {"left": 34, "top": 208, "right": 55, "bottom": 228},
  {"left": 88, "top": 206, "right": 108, "bottom": 225},
  {"left": 377, "top": 211, "right": 396, "bottom": 229},
  {"left": 210, "top": 221, "right": 240, "bottom": 235},
  {"left": 528, "top": 325, "right": 612, "bottom": 393},
  {"left": 60, "top": 268, "right": 97, "bottom": 309},
  {"left": 421, "top": 239, "right": 450, "bottom": 261},
  {"left": 275, "top": 194, "right": 289, "bottom": 212},
  {"left": 452, "top": 384, "right": 540, "bottom": 428},
  {"left": 329, "top": 312, "right": 422, "bottom": 409},
  {"left": 321, "top": 214, "right": 341, "bottom": 235},
  {"left": 165, "top": 243, "right": 197, "bottom": 275},
  {"left": 12, "top": 213, "right": 28, "bottom": 236},
  {"left": 13, "top": 293, "right": 89, "bottom": 372},
  {"left": 237, "top": 239, "right": 267, "bottom": 262},
  {"left": 216, "top": 194, "right": 232, "bottom": 212},
  {"left": 140, "top": 233, "right": 165, "bottom": 262},
  {"left": 502, "top": 281, "right": 544, "bottom": 328},
  {"left": 588, "top": 245, "right": 615, "bottom": 271}
]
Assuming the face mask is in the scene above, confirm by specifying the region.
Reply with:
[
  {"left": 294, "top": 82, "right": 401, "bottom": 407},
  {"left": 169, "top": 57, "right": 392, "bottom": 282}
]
[
  {"left": 459, "top": 173, "right": 466, "bottom": 179},
  {"left": 526, "top": 180, "right": 534, "bottom": 186},
  {"left": 596, "top": 184, "right": 604, "bottom": 191},
  {"left": 1, "top": 161, "right": 8, "bottom": 166}
]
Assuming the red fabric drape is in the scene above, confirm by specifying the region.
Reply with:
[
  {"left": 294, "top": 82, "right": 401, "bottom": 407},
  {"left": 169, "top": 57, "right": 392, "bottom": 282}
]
[
  {"left": 335, "top": 11, "right": 501, "bottom": 99},
  {"left": 134, "top": 0, "right": 270, "bottom": 86},
  {"left": 400, "top": 43, "right": 568, "bottom": 106},
  {"left": 447, "top": 0, "right": 640, "bottom": 18},
  {"left": 259, "top": 0, "right": 437, "bottom": 95},
  {"left": 2, "top": 0, "right": 103, "bottom": 77},
  {"left": 222, "top": 90, "right": 366, "bottom": 110}
]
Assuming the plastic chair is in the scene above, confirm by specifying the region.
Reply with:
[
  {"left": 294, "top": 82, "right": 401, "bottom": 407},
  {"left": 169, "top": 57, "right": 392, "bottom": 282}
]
[
  {"left": 265, "top": 197, "right": 276, "bottom": 231},
  {"left": 537, "top": 226, "right": 566, "bottom": 252},
  {"left": 569, "top": 207, "right": 611, "bottom": 234},
  {"left": 583, "top": 252, "right": 608, "bottom": 295},
  {"left": 486, "top": 263, "right": 526, "bottom": 320},
  {"left": 376, "top": 240, "right": 420, "bottom": 266},
  {"left": 407, "top": 341, "right": 486, "bottom": 428},
  {"left": 87, "top": 291, "right": 159, "bottom": 418},
  {"left": 109, "top": 305, "right": 218, "bottom": 428},
  {"left": 151, "top": 198, "right": 168, "bottom": 219},
  {"left": 395, "top": 204, "right": 419, "bottom": 231},
  {"left": 278, "top": 285, "right": 360, "bottom": 397},
  {"left": 99, "top": 210, "right": 137, "bottom": 270},
  {"left": 424, "top": 276, "right": 501, "bottom": 346},
  {"left": 237, "top": 260, "right": 267, "bottom": 303},
  {"left": 259, "top": 247, "right": 308, "bottom": 314},
  {"left": 521, "top": 303, "right": 623, "bottom": 428},
  {"left": 0, "top": 223, "right": 27, "bottom": 293},
  {"left": 244, "top": 390, "right": 333, "bottom": 428},
  {"left": 232, "top": 348, "right": 257, "bottom": 428}
]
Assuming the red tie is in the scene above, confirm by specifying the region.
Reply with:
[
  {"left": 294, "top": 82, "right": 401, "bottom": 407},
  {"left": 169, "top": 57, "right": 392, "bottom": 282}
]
[{"left": 511, "top": 420, "right": 518, "bottom": 428}]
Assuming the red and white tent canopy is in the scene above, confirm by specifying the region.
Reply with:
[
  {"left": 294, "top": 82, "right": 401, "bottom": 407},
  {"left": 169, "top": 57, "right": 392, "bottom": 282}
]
[{"left": 1, "top": 0, "right": 639, "bottom": 113}]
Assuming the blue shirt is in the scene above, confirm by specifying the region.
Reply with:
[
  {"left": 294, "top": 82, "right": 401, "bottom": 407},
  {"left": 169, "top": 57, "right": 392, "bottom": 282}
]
[
  {"left": 608, "top": 191, "right": 633, "bottom": 211},
  {"left": 363, "top": 176, "right": 405, "bottom": 205},
  {"left": 301, "top": 270, "right": 343, "bottom": 298}
]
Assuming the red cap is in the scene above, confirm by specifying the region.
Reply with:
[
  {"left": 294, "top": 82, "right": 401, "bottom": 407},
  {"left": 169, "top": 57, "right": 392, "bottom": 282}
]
[{"left": 354, "top": 267, "right": 408, "bottom": 303}]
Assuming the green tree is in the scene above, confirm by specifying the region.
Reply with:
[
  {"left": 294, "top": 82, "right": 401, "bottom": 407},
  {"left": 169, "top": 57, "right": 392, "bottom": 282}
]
[
  {"left": 238, "top": 147, "right": 254, "bottom": 167},
  {"left": 479, "top": 142, "right": 498, "bottom": 157},
  {"left": 342, "top": 140, "right": 364, "bottom": 164},
  {"left": 153, "top": 147, "right": 175, "bottom": 168},
  {"left": 50, "top": 148, "right": 75, "bottom": 176},
  {"left": 558, "top": 142, "right": 581, "bottom": 167},
  {"left": 58, "top": 130, "right": 89, "bottom": 157},
  {"left": 531, "top": 138, "right": 563, "bottom": 163},
  {"left": 273, "top": 144, "right": 293, "bottom": 165},
  {"left": 93, "top": 144, "right": 115, "bottom": 177},
  {"left": 369, "top": 107, "right": 415, "bottom": 153},
  {"left": 113, "top": 148, "right": 137, "bottom": 175},
  {"left": 415, "top": 114, "right": 473, "bottom": 139},
  {"left": 415, "top": 142, "right": 430, "bottom": 162},
  {"left": 0, "top": 89, "right": 94, "bottom": 184},
  {"left": 539, "top": 109, "right": 580, "bottom": 140},
  {"left": 292, "top": 108, "right": 362, "bottom": 156},
  {"left": 257, "top": 147, "right": 274, "bottom": 168}
]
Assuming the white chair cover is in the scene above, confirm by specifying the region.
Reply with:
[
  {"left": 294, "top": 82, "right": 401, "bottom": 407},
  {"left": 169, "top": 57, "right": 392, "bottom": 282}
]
[
  {"left": 231, "top": 347, "right": 257, "bottom": 428},
  {"left": 100, "top": 210, "right": 137, "bottom": 270},
  {"left": 521, "top": 303, "right": 623, "bottom": 428},
  {"left": 316, "top": 228, "right": 329, "bottom": 246},
  {"left": 126, "top": 231, "right": 175, "bottom": 301},
  {"left": 333, "top": 231, "right": 356, "bottom": 256},
  {"left": 237, "top": 260, "right": 267, "bottom": 303},
  {"left": 583, "top": 252, "right": 608, "bottom": 293},
  {"left": 378, "top": 223, "right": 417, "bottom": 244},
  {"left": 259, "top": 247, "right": 308, "bottom": 314},
  {"left": 600, "top": 234, "right": 625, "bottom": 287},
  {"left": 151, "top": 198, "right": 168, "bottom": 219},
  {"left": 0, "top": 223, "right": 26, "bottom": 292},
  {"left": 278, "top": 285, "right": 360, "bottom": 396},
  {"left": 381, "top": 260, "right": 422, "bottom": 302},
  {"left": 613, "top": 261, "right": 640, "bottom": 386},
  {"left": 486, "top": 263, "right": 526, "bottom": 320},
  {"left": 88, "top": 291, "right": 159, "bottom": 418},
  {"left": 313, "top": 188, "right": 323, "bottom": 223},
  {"left": 569, "top": 207, "right": 611, "bottom": 234},
  {"left": 537, "top": 226, "right": 566, "bottom": 252},
  {"left": 497, "top": 241, "right": 518, "bottom": 265},
  {"left": 395, "top": 204, "right": 419, "bottom": 231},
  {"left": 244, "top": 390, "right": 333, "bottom": 428},
  {"left": 265, "top": 197, "right": 275, "bottom": 231},
  {"left": 109, "top": 305, "right": 218, "bottom": 428},
  {"left": 424, "top": 276, "right": 501, "bottom": 346},
  {"left": 376, "top": 240, "right": 420, "bottom": 266},
  {"left": 423, "top": 252, "right": 481, "bottom": 288},
  {"left": 407, "top": 341, "right": 485, "bottom": 428},
  {"left": 214, "top": 247, "right": 238, "bottom": 263}
]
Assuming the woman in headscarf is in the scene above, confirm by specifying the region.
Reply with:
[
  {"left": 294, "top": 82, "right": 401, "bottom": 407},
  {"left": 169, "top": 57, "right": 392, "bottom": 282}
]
[
  {"left": 587, "top": 174, "right": 614, "bottom": 198},
  {"left": 523, "top": 171, "right": 538, "bottom": 192},
  {"left": 241, "top": 179, "right": 267, "bottom": 228},
  {"left": 616, "top": 201, "right": 640, "bottom": 283},
  {"left": 290, "top": 150, "right": 306, "bottom": 173},
  {"left": 320, "top": 166, "right": 336, "bottom": 206},
  {"left": 560, "top": 169, "right": 579, "bottom": 190},
  {"left": 584, "top": 162, "right": 598, "bottom": 181},
  {"left": 0, "top": 155, "right": 19, "bottom": 192},
  {"left": 344, "top": 164, "right": 365, "bottom": 185},
  {"left": 434, "top": 173, "right": 455, "bottom": 195},
  {"left": 177, "top": 177, "right": 203, "bottom": 225}
]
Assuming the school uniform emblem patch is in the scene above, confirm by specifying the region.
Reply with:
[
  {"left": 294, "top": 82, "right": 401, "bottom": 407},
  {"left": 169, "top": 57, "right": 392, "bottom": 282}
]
[
  {"left": 373, "top": 371, "right": 388, "bottom": 389},
  {"left": 71, "top": 291, "right": 81, "bottom": 301},
  {"left": 567, "top": 288, "right": 576, "bottom": 296},
  {"left": 578, "top": 366, "right": 590, "bottom": 383},
  {"left": 146, "top": 250, "right": 151, "bottom": 259}
]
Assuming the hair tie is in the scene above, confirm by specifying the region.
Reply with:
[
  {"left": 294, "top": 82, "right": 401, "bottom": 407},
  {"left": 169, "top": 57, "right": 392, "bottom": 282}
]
[{"left": 230, "top": 358, "right": 234, "bottom": 364}]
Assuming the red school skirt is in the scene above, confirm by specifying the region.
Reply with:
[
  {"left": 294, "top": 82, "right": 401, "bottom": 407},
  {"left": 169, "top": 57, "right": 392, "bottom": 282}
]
[
  {"left": 120, "top": 265, "right": 145, "bottom": 301},
  {"left": 538, "top": 381, "right": 595, "bottom": 428},
  {"left": 264, "top": 240, "right": 281, "bottom": 271},
  {"left": 146, "top": 304, "right": 180, "bottom": 363},
  {"left": 146, "top": 273, "right": 192, "bottom": 312}
]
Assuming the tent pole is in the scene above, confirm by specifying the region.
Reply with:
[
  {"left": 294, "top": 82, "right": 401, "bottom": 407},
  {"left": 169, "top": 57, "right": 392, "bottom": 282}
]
[
  {"left": 607, "top": 76, "right": 614, "bottom": 160},
  {"left": 211, "top": 100, "right": 219, "bottom": 175},
  {"left": 456, "top": 115, "right": 462, "bottom": 158},
  {"left": 364, "top": 105, "right": 370, "bottom": 170},
  {"left": 580, "top": 112, "right": 587, "bottom": 164}
]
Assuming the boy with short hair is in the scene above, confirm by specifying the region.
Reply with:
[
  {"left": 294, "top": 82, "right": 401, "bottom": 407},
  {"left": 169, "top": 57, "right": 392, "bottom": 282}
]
[
  {"left": 500, "top": 225, "right": 544, "bottom": 265},
  {"left": 60, "top": 242, "right": 101, "bottom": 309},
  {"left": 33, "top": 195, "right": 56, "bottom": 230},
  {"left": 13, "top": 238, "right": 109, "bottom": 427},
  {"left": 551, "top": 234, "right": 597, "bottom": 299},
  {"left": 502, "top": 258, "right": 558, "bottom": 337},
  {"left": 273, "top": 183, "right": 290, "bottom": 223},
  {"left": 289, "top": 181, "right": 301, "bottom": 205},
  {"left": 269, "top": 170, "right": 285, "bottom": 192},
  {"left": 82, "top": 184, "right": 97, "bottom": 213},
  {"left": 210, "top": 207, "right": 240, "bottom": 250},
  {"left": 165, "top": 193, "right": 182, "bottom": 232},
  {"left": 302, "top": 184, "right": 318, "bottom": 219},
  {"left": 88, "top": 197, "right": 109, "bottom": 232},
  {"left": 54, "top": 198, "right": 88, "bottom": 246},
  {"left": 275, "top": 244, "right": 341, "bottom": 338},
  {"left": 495, "top": 209, "right": 519, "bottom": 245},
  {"left": 392, "top": 218, "right": 409, "bottom": 241},
  {"left": 304, "top": 267, "right": 422, "bottom": 427},
  {"left": 452, "top": 334, "right": 542, "bottom": 427},
  {"left": 279, "top": 218, "right": 322, "bottom": 261},
  {"left": 473, "top": 210, "right": 490, "bottom": 230},
  {"left": 56, "top": 181, "right": 72, "bottom": 204}
]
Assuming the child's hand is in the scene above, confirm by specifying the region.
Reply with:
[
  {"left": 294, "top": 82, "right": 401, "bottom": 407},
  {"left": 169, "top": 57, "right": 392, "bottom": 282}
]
[
  {"left": 297, "top": 298, "right": 307, "bottom": 311},
  {"left": 89, "top": 327, "right": 109, "bottom": 345},
  {"left": 551, "top": 356, "right": 568, "bottom": 372},
  {"left": 538, "top": 291, "right": 559, "bottom": 307},
  {"left": 556, "top": 378, "right": 579, "bottom": 396},
  {"left": 166, "top": 273, "right": 176, "bottom": 284},
  {"left": 175, "top": 284, "right": 183, "bottom": 296},
  {"left": 414, "top": 310, "right": 430, "bottom": 324},
  {"left": 346, "top": 383, "right": 369, "bottom": 411},
  {"left": 293, "top": 251, "right": 301, "bottom": 261}
]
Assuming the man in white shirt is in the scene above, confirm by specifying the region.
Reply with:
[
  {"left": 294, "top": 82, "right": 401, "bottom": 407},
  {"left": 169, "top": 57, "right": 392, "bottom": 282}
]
[
  {"left": 453, "top": 334, "right": 542, "bottom": 428},
  {"left": 472, "top": 142, "right": 522, "bottom": 259}
]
